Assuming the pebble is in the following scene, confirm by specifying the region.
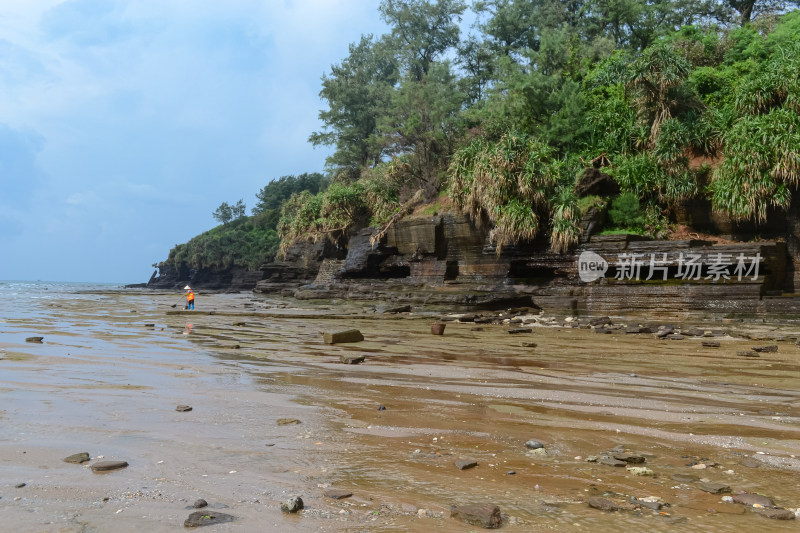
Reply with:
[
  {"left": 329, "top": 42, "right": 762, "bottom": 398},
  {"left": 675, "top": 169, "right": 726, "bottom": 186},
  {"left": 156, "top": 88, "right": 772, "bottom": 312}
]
[
  {"left": 525, "top": 440, "right": 544, "bottom": 449},
  {"left": 175, "top": 405, "right": 193, "bottom": 412},
  {"left": 281, "top": 496, "right": 304, "bottom": 514}
]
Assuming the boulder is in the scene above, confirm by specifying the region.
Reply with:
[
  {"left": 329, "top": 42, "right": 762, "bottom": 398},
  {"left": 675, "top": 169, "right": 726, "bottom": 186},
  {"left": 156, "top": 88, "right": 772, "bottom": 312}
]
[
  {"left": 281, "top": 496, "right": 304, "bottom": 513},
  {"left": 732, "top": 493, "right": 775, "bottom": 507},
  {"left": 91, "top": 460, "right": 128, "bottom": 472},
  {"left": 755, "top": 508, "right": 796, "bottom": 520},
  {"left": 450, "top": 504, "right": 502, "bottom": 529},
  {"left": 63, "top": 452, "right": 90, "bottom": 464},
  {"left": 184, "top": 511, "right": 235, "bottom": 527},
  {"left": 322, "top": 329, "right": 364, "bottom": 344},
  {"left": 586, "top": 497, "right": 623, "bottom": 512}
]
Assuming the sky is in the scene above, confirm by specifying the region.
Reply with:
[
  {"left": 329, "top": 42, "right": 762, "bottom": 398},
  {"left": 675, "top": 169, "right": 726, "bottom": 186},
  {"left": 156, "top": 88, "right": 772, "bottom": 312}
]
[{"left": 0, "top": 0, "right": 389, "bottom": 283}]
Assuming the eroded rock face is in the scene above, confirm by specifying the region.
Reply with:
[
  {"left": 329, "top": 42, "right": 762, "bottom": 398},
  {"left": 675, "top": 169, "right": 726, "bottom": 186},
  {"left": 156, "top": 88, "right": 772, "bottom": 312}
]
[{"left": 248, "top": 211, "right": 798, "bottom": 316}]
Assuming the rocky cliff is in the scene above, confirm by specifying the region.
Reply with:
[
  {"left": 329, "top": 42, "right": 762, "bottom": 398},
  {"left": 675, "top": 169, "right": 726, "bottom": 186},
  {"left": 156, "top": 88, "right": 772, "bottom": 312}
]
[{"left": 254, "top": 211, "right": 800, "bottom": 318}]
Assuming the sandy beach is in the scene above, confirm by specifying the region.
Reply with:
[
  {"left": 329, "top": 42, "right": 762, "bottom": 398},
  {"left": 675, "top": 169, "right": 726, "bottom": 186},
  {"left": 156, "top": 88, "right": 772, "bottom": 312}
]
[{"left": 1, "top": 286, "right": 799, "bottom": 532}]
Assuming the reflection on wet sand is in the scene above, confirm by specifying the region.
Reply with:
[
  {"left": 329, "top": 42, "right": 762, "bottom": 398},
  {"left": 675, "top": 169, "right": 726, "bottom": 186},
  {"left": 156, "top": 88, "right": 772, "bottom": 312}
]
[{"left": 0, "top": 290, "right": 799, "bottom": 532}]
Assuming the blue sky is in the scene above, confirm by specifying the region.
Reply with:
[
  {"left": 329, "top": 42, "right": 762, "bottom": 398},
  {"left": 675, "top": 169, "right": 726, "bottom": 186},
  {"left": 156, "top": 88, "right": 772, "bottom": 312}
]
[{"left": 0, "top": 0, "right": 387, "bottom": 283}]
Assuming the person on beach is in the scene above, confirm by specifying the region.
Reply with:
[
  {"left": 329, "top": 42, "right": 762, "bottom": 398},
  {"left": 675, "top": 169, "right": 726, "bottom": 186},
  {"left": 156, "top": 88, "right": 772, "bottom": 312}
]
[{"left": 184, "top": 285, "right": 195, "bottom": 310}]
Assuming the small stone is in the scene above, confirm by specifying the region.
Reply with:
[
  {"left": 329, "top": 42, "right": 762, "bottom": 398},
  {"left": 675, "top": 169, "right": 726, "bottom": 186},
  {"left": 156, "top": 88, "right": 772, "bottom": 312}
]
[
  {"left": 193, "top": 499, "right": 208, "bottom": 509},
  {"left": 751, "top": 345, "right": 778, "bottom": 353},
  {"left": 455, "top": 460, "right": 478, "bottom": 470},
  {"left": 377, "top": 405, "right": 386, "bottom": 411},
  {"left": 324, "top": 489, "right": 353, "bottom": 500},
  {"left": 184, "top": 511, "right": 235, "bottom": 527},
  {"left": 732, "top": 493, "right": 775, "bottom": 507},
  {"left": 528, "top": 447, "right": 547, "bottom": 456},
  {"left": 322, "top": 329, "right": 364, "bottom": 344},
  {"left": 430, "top": 323, "right": 446, "bottom": 335},
  {"left": 339, "top": 354, "right": 365, "bottom": 364},
  {"left": 63, "top": 452, "right": 91, "bottom": 464},
  {"left": 627, "top": 467, "right": 654, "bottom": 476},
  {"left": 586, "top": 497, "right": 623, "bottom": 512},
  {"left": 740, "top": 457, "right": 761, "bottom": 468},
  {"left": 736, "top": 351, "right": 760, "bottom": 357},
  {"left": 15, "top": 483, "right": 26, "bottom": 488},
  {"left": 613, "top": 453, "right": 645, "bottom": 464},
  {"left": 25, "top": 337, "right": 44, "bottom": 343},
  {"left": 507, "top": 470, "right": 516, "bottom": 475},
  {"left": 276, "top": 418, "right": 301, "bottom": 426},
  {"left": 176, "top": 405, "right": 193, "bottom": 412},
  {"left": 702, "top": 341, "right": 720, "bottom": 348},
  {"left": 520, "top": 342, "right": 537, "bottom": 347},
  {"left": 525, "top": 440, "right": 544, "bottom": 450},
  {"left": 450, "top": 504, "right": 502, "bottom": 529},
  {"left": 698, "top": 482, "right": 731, "bottom": 494},
  {"left": 586, "top": 456, "right": 598, "bottom": 462},
  {"left": 508, "top": 327, "right": 532, "bottom": 334},
  {"left": 671, "top": 473, "right": 699, "bottom": 483},
  {"left": 281, "top": 496, "right": 304, "bottom": 513},
  {"left": 599, "top": 455, "right": 627, "bottom": 467},
  {"left": 691, "top": 463, "right": 708, "bottom": 470},
  {"left": 755, "top": 508, "right": 795, "bottom": 520},
  {"left": 91, "top": 460, "right": 128, "bottom": 472}
]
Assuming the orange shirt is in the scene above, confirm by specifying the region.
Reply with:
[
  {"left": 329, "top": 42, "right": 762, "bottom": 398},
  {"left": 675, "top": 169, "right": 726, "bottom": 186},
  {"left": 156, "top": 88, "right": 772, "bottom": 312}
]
[{"left": 186, "top": 291, "right": 194, "bottom": 302}]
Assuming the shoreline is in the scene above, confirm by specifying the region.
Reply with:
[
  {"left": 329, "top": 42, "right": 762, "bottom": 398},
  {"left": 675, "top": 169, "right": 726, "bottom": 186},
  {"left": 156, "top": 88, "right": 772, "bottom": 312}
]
[{"left": 1, "top": 290, "right": 799, "bottom": 531}]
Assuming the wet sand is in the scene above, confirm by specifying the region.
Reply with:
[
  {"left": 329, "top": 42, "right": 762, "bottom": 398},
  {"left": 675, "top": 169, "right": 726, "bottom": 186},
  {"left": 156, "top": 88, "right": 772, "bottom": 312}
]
[{"left": 1, "top": 290, "right": 799, "bottom": 532}]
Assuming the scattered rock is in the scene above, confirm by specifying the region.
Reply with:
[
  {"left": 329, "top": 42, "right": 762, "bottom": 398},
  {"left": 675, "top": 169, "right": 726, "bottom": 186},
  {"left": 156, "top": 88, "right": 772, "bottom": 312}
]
[
  {"left": 276, "top": 418, "right": 301, "bottom": 426},
  {"left": 613, "top": 453, "right": 645, "bottom": 464},
  {"left": 755, "top": 508, "right": 795, "bottom": 520},
  {"left": 324, "top": 489, "right": 353, "bottom": 500},
  {"left": 586, "top": 497, "right": 623, "bottom": 512},
  {"left": 322, "top": 329, "right": 364, "bottom": 344},
  {"left": 524, "top": 440, "right": 544, "bottom": 450},
  {"left": 598, "top": 455, "right": 627, "bottom": 467},
  {"left": 455, "top": 459, "right": 478, "bottom": 470},
  {"left": 339, "top": 354, "right": 365, "bottom": 364},
  {"left": 184, "top": 511, "right": 235, "bottom": 527},
  {"left": 751, "top": 345, "right": 778, "bottom": 353},
  {"left": 383, "top": 305, "right": 412, "bottom": 313},
  {"left": 91, "top": 460, "right": 128, "bottom": 472},
  {"left": 732, "top": 493, "right": 775, "bottom": 507},
  {"left": 698, "top": 482, "right": 731, "bottom": 494},
  {"left": 193, "top": 499, "right": 208, "bottom": 509},
  {"left": 450, "top": 504, "right": 502, "bottom": 529},
  {"left": 508, "top": 327, "right": 532, "bottom": 334},
  {"left": 63, "top": 452, "right": 90, "bottom": 464},
  {"left": 25, "top": 337, "right": 43, "bottom": 343},
  {"left": 740, "top": 457, "right": 761, "bottom": 468},
  {"left": 589, "top": 317, "right": 612, "bottom": 327},
  {"left": 430, "top": 323, "right": 446, "bottom": 335},
  {"left": 176, "top": 405, "right": 193, "bottom": 412},
  {"left": 281, "top": 496, "right": 304, "bottom": 513},
  {"left": 702, "top": 341, "right": 721, "bottom": 348}
]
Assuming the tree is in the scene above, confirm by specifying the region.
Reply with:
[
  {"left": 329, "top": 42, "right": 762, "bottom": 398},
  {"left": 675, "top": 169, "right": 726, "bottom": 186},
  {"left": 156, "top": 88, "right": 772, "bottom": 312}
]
[
  {"left": 231, "top": 199, "right": 246, "bottom": 219},
  {"left": 379, "top": 0, "right": 467, "bottom": 82},
  {"left": 309, "top": 36, "right": 398, "bottom": 181},
  {"left": 253, "top": 173, "right": 327, "bottom": 214},
  {"left": 212, "top": 202, "right": 233, "bottom": 224}
]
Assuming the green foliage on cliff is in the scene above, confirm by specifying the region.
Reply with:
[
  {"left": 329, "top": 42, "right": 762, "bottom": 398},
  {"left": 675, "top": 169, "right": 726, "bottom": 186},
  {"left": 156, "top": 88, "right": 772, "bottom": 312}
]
[{"left": 165, "top": 2, "right": 800, "bottom": 269}]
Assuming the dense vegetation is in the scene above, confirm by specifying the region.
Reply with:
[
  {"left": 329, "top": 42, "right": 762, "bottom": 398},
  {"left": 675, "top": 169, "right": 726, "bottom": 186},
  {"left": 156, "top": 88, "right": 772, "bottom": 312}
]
[
  {"left": 164, "top": 1, "right": 800, "bottom": 272},
  {"left": 158, "top": 174, "right": 327, "bottom": 271}
]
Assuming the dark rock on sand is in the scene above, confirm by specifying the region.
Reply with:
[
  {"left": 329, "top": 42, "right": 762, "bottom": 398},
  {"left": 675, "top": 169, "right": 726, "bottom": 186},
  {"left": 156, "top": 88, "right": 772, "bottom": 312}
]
[
  {"left": 281, "top": 496, "right": 304, "bottom": 513},
  {"left": 520, "top": 342, "right": 537, "bottom": 347},
  {"left": 184, "top": 511, "right": 235, "bottom": 527},
  {"left": 698, "top": 482, "right": 731, "bottom": 494},
  {"left": 599, "top": 455, "right": 627, "bottom": 467},
  {"left": 525, "top": 440, "right": 544, "bottom": 450},
  {"left": 15, "top": 483, "right": 26, "bottom": 488},
  {"left": 702, "top": 341, "right": 721, "bottom": 348},
  {"left": 322, "top": 329, "right": 364, "bottom": 344},
  {"left": 383, "top": 305, "right": 411, "bottom": 313},
  {"left": 324, "top": 489, "right": 353, "bottom": 499},
  {"left": 732, "top": 493, "right": 775, "bottom": 507},
  {"left": 455, "top": 459, "right": 478, "bottom": 470},
  {"left": 176, "top": 405, "right": 193, "bottom": 412},
  {"left": 450, "top": 504, "right": 502, "bottom": 529},
  {"left": 736, "top": 351, "right": 760, "bottom": 357},
  {"left": 587, "top": 497, "right": 623, "bottom": 512},
  {"left": 377, "top": 405, "right": 386, "bottom": 411},
  {"left": 589, "top": 317, "right": 612, "bottom": 327},
  {"left": 276, "top": 418, "right": 301, "bottom": 426},
  {"left": 508, "top": 327, "right": 532, "bottom": 334},
  {"left": 193, "top": 499, "right": 208, "bottom": 509},
  {"left": 755, "top": 508, "right": 796, "bottom": 520},
  {"left": 25, "top": 336, "right": 43, "bottom": 343},
  {"left": 340, "top": 354, "right": 365, "bottom": 364},
  {"left": 751, "top": 345, "right": 778, "bottom": 353},
  {"left": 91, "top": 460, "right": 128, "bottom": 472},
  {"left": 63, "top": 452, "right": 90, "bottom": 464},
  {"left": 612, "top": 453, "right": 645, "bottom": 464}
]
